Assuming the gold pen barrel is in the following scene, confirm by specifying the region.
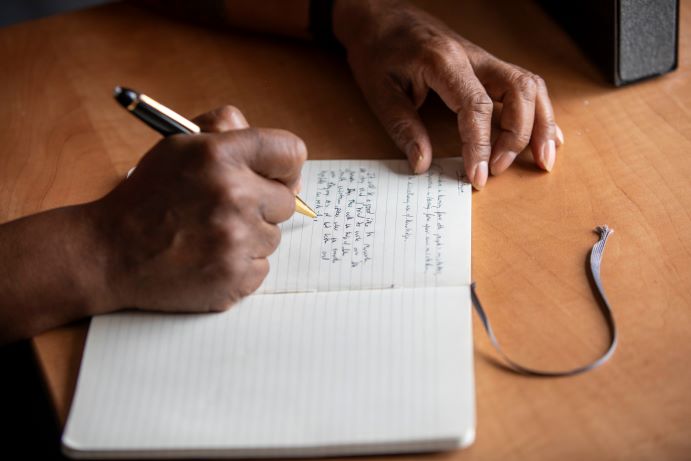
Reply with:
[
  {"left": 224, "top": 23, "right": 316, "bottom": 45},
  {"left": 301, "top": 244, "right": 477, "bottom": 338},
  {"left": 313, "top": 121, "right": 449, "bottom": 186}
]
[{"left": 295, "top": 196, "right": 317, "bottom": 218}]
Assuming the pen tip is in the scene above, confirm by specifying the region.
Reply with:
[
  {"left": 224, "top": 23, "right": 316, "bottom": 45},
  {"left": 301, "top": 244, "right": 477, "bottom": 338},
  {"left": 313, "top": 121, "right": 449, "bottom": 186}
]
[{"left": 295, "top": 197, "right": 317, "bottom": 219}]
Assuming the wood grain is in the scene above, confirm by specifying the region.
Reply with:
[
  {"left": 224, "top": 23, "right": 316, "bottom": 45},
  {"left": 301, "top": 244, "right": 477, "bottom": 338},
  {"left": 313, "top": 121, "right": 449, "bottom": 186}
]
[{"left": 0, "top": 0, "right": 689, "bottom": 459}]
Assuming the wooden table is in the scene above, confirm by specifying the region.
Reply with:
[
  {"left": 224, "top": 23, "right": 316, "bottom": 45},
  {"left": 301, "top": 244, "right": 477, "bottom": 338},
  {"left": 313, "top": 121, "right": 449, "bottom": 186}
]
[{"left": 1, "top": 0, "right": 690, "bottom": 459}]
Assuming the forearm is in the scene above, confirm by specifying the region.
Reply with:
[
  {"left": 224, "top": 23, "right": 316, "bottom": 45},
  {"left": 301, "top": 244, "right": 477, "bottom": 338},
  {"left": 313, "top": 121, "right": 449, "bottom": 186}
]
[
  {"left": 0, "top": 205, "right": 111, "bottom": 344},
  {"left": 138, "top": 0, "right": 312, "bottom": 38}
]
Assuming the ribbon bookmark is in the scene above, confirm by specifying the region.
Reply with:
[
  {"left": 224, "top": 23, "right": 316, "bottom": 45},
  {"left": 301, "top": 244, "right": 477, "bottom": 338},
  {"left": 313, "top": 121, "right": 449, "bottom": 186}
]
[{"left": 471, "top": 225, "right": 617, "bottom": 377}]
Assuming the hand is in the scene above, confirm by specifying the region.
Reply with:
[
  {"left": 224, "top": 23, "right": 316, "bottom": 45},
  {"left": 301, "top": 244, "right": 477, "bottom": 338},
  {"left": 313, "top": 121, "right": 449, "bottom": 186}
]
[
  {"left": 91, "top": 106, "right": 307, "bottom": 313},
  {"left": 333, "top": 0, "right": 564, "bottom": 189}
]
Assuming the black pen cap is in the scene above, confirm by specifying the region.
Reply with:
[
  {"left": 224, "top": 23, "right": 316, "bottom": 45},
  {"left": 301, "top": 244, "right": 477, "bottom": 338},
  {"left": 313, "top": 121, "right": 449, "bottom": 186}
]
[{"left": 113, "top": 86, "right": 139, "bottom": 108}]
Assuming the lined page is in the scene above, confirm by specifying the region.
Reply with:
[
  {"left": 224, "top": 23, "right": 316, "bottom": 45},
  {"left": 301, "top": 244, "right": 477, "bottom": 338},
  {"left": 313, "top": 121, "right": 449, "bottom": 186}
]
[
  {"left": 63, "top": 287, "right": 475, "bottom": 458},
  {"left": 259, "top": 159, "right": 471, "bottom": 294}
]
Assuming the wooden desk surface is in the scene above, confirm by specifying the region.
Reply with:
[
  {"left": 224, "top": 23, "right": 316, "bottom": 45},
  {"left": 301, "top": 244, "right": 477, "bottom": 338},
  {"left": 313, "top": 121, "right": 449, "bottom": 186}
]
[{"left": 1, "top": 0, "right": 690, "bottom": 459}]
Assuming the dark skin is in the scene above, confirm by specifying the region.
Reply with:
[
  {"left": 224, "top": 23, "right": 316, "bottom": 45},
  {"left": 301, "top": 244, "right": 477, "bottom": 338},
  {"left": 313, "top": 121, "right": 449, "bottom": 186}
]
[
  {"left": 0, "top": 108, "right": 304, "bottom": 343},
  {"left": 333, "top": 0, "right": 564, "bottom": 181},
  {"left": 0, "top": 0, "right": 563, "bottom": 344},
  {"left": 146, "top": 0, "right": 564, "bottom": 183}
]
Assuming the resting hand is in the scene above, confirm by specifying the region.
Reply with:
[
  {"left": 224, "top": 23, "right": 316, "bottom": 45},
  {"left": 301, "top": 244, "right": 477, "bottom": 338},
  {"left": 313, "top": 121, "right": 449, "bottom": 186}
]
[{"left": 333, "top": 0, "right": 564, "bottom": 189}]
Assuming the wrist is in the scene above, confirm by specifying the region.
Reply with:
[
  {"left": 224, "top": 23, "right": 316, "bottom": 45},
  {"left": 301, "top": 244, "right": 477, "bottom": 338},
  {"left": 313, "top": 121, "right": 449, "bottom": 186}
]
[
  {"left": 0, "top": 202, "right": 120, "bottom": 342},
  {"left": 333, "top": 0, "right": 388, "bottom": 51},
  {"left": 63, "top": 202, "right": 120, "bottom": 317}
]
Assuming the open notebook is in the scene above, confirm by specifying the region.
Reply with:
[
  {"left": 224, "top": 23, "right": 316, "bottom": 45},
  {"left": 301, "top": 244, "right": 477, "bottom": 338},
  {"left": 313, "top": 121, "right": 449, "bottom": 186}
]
[{"left": 62, "top": 158, "right": 475, "bottom": 459}]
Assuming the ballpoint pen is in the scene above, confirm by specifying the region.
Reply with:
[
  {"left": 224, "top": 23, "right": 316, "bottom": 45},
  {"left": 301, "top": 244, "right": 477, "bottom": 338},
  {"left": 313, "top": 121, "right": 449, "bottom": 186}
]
[{"left": 113, "top": 86, "right": 317, "bottom": 219}]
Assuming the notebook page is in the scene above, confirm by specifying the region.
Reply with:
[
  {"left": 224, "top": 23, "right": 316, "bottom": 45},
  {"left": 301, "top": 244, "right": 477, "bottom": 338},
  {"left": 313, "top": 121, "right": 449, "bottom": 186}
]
[
  {"left": 63, "top": 287, "right": 475, "bottom": 457},
  {"left": 259, "top": 159, "right": 471, "bottom": 294}
]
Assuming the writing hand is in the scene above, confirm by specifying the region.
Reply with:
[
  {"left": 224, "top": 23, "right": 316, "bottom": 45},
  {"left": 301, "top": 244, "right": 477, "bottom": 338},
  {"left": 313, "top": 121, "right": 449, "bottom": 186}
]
[
  {"left": 333, "top": 0, "right": 564, "bottom": 189},
  {"left": 93, "top": 107, "right": 307, "bottom": 313}
]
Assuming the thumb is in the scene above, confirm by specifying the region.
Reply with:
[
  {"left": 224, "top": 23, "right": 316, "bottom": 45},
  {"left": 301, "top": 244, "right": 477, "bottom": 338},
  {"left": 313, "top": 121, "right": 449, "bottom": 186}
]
[
  {"left": 192, "top": 105, "right": 249, "bottom": 133},
  {"left": 370, "top": 87, "right": 432, "bottom": 174}
]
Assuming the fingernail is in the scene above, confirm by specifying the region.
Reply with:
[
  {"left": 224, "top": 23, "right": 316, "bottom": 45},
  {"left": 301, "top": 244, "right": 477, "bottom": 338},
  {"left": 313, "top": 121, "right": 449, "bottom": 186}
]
[
  {"left": 414, "top": 152, "right": 425, "bottom": 173},
  {"left": 472, "top": 161, "right": 488, "bottom": 190},
  {"left": 540, "top": 140, "right": 556, "bottom": 172},
  {"left": 408, "top": 143, "right": 423, "bottom": 173},
  {"left": 556, "top": 125, "right": 565, "bottom": 146},
  {"left": 490, "top": 151, "right": 517, "bottom": 176}
]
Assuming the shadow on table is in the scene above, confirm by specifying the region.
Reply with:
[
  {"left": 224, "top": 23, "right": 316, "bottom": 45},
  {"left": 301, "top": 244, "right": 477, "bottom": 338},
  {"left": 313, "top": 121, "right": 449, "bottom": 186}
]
[{"left": 0, "top": 340, "right": 67, "bottom": 460}]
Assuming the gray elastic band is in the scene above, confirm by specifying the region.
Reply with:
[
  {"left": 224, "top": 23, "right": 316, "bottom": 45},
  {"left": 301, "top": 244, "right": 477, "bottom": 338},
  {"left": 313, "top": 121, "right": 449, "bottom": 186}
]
[{"left": 470, "top": 225, "right": 617, "bottom": 377}]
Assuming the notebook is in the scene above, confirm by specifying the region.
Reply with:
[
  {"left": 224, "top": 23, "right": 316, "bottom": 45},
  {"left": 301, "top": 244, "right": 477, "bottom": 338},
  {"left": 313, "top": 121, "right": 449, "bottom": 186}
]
[{"left": 62, "top": 158, "right": 475, "bottom": 459}]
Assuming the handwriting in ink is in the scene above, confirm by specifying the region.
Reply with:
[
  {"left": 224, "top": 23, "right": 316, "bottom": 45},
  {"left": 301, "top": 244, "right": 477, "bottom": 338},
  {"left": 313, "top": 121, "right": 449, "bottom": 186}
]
[
  {"left": 422, "top": 164, "right": 447, "bottom": 275},
  {"left": 314, "top": 167, "right": 376, "bottom": 268}
]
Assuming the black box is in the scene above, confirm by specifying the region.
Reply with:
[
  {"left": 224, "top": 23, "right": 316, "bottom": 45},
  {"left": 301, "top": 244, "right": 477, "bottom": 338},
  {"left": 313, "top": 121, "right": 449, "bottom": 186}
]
[{"left": 538, "top": 0, "right": 679, "bottom": 86}]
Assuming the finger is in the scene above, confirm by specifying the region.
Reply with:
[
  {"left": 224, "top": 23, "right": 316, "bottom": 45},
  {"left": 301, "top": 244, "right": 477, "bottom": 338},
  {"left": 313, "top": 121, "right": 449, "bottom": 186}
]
[
  {"left": 556, "top": 124, "right": 565, "bottom": 147},
  {"left": 489, "top": 72, "right": 537, "bottom": 176},
  {"left": 207, "top": 168, "right": 295, "bottom": 226},
  {"left": 217, "top": 128, "right": 307, "bottom": 192},
  {"left": 366, "top": 84, "right": 433, "bottom": 173},
  {"left": 252, "top": 174, "right": 296, "bottom": 224},
  {"left": 426, "top": 60, "right": 492, "bottom": 189},
  {"left": 192, "top": 105, "right": 249, "bottom": 133},
  {"left": 529, "top": 77, "right": 558, "bottom": 172},
  {"left": 236, "top": 257, "right": 270, "bottom": 297},
  {"left": 248, "top": 221, "right": 282, "bottom": 258},
  {"left": 218, "top": 210, "right": 281, "bottom": 259},
  {"left": 458, "top": 87, "right": 492, "bottom": 190}
]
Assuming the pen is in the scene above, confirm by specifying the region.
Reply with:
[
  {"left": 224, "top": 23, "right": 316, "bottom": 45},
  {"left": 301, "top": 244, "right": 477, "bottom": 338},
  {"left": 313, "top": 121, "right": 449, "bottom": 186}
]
[{"left": 113, "top": 86, "right": 317, "bottom": 219}]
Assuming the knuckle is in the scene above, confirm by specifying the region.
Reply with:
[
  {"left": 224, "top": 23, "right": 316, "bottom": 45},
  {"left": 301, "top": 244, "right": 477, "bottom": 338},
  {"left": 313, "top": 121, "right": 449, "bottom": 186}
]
[
  {"left": 417, "top": 37, "right": 465, "bottom": 78},
  {"left": 426, "top": 37, "right": 463, "bottom": 65},
  {"left": 262, "top": 188, "right": 294, "bottom": 224},
  {"left": 513, "top": 72, "right": 537, "bottom": 96},
  {"left": 532, "top": 74, "right": 547, "bottom": 90},
  {"left": 513, "top": 131, "right": 532, "bottom": 145},
  {"left": 223, "top": 180, "right": 257, "bottom": 209},
  {"left": 279, "top": 132, "right": 308, "bottom": 167},
  {"left": 462, "top": 138, "right": 492, "bottom": 150},
  {"left": 540, "top": 113, "right": 556, "bottom": 132},
  {"left": 264, "top": 225, "right": 281, "bottom": 252},
  {"left": 385, "top": 116, "right": 415, "bottom": 143},
  {"left": 543, "top": 112, "right": 556, "bottom": 126},
  {"left": 225, "top": 220, "right": 250, "bottom": 250},
  {"left": 238, "top": 262, "right": 268, "bottom": 297},
  {"left": 224, "top": 255, "right": 246, "bottom": 283},
  {"left": 468, "top": 90, "right": 493, "bottom": 114},
  {"left": 197, "top": 137, "right": 224, "bottom": 165},
  {"left": 256, "top": 260, "right": 270, "bottom": 280},
  {"left": 209, "top": 258, "right": 257, "bottom": 307},
  {"left": 436, "top": 55, "right": 463, "bottom": 81},
  {"left": 212, "top": 258, "right": 235, "bottom": 286}
]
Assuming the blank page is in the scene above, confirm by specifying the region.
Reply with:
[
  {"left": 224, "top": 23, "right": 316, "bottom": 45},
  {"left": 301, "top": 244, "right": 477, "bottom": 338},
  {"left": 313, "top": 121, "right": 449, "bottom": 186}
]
[
  {"left": 63, "top": 287, "right": 475, "bottom": 458},
  {"left": 259, "top": 159, "right": 471, "bottom": 294}
]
